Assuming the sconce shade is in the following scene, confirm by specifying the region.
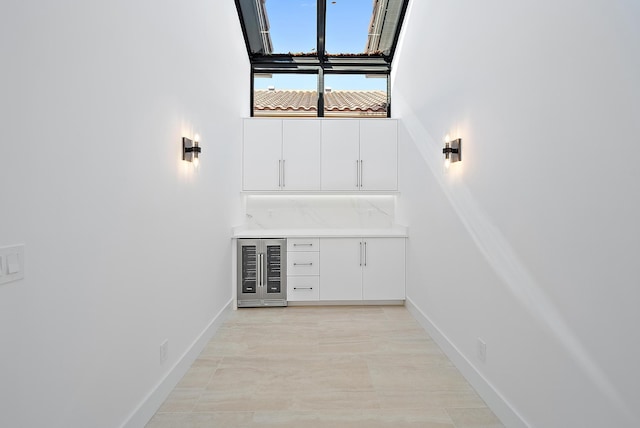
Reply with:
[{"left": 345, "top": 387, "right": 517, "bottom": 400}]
[{"left": 182, "top": 137, "right": 201, "bottom": 162}]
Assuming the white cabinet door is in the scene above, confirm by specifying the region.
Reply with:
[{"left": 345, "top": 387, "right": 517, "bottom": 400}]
[
  {"left": 243, "top": 119, "right": 282, "bottom": 191},
  {"left": 321, "top": 120, "right": 360, "bottom": 191},
  {"left": 282, "top": 120, "right": 321, "bottom": 191},
  {"left": 362, "top": 238, "right": 405, "bottom": 300},
  {"left": 319, "top": 238, "right": 362, "bottom": 300},
  {"left": 359, "top": 120, "right": 398, "bottom": 191}
]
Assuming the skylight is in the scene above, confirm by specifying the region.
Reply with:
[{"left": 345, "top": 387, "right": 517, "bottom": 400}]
[
  {"left": 325, "top": 0, "right": 371, "bottom": 55},
  {"left": 236, "top": 0, "right": 408, "bottom": 61},
  {"left": 264, "top": 1, "right": 317, "bottom": 55},
  {"left": 235, "top": 0, "right": 409, "bottom": 117}
]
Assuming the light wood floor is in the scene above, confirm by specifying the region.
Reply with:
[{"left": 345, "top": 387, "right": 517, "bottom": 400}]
[{"left": 146, "top": 305, "right": 504, "bottom": 428}]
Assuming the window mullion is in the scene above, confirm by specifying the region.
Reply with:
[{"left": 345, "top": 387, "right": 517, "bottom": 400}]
[
  {"left": 317, "top": 0, "right": 326, "bottom": 117},
  {"left": 317, "top": 0, "right": 326, "bottom": 62},
  {"left": 318, "top": 68, "right": 324, "bottom": 117}
]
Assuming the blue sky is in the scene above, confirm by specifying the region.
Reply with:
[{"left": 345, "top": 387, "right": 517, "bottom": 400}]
[
  {"left": 254, "top": 0, "right": 386, "bottom": 91},
  {"left": 266, "top": 0, "right": 372, "bottom": 54}
]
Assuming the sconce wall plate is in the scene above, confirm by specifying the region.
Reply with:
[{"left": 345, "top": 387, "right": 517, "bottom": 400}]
[
  {"left": 182, "top": 137, "right": 201, "bottom": 162},
  {"left": 443, "top": 138, "right": 462, "bottom": 164}
]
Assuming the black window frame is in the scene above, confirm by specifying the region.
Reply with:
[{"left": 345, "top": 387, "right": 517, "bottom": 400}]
[{"left": 235, "top": 0, "right": 410, "bottom": 117}]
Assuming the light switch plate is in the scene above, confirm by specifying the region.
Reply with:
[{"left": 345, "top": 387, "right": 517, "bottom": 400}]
[
  {"left": 0, "top": 245, "right": 25, "bottom": 285},
  {"left": 7, "top": 253, "right": 19, "bottom": 274}
]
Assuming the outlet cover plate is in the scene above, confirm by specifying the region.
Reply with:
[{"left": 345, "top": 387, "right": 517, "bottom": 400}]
[
  {"left": 0, "top": 245, "right": 25, "bottom": 285},
  {"left": 160, "top": 340, "right": 169, "bottom": 364},
  {"left": 477, "top": 338, "right": 487, "bottom": 363}
]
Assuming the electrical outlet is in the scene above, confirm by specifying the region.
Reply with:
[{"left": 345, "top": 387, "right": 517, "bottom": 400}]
[
  {"left": 160, "top": 340, "right": 169, "bottom": 364},
  {"left": 477, "top": 338, "right": 487, "bottom": 363}
]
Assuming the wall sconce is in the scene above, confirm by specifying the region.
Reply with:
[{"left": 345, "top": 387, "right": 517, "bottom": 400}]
[
  {"left": 182, "top": 135, "right": 201, "bottom": 164},
  {"left": 443, "top": 138, "right": 461, "bottom": 168}
]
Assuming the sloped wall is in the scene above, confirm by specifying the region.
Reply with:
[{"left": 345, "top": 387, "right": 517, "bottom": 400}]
[
  {"left": 393, "top": 1, "right": 640, "bottom": 426},
  {"left": 0, "top": 1, "right": 247, "bottom": 427}
]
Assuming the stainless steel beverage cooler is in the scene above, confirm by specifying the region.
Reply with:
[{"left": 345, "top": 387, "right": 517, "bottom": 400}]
[{"left": 237, "top": 239, "right": 287, "bottom": 307}]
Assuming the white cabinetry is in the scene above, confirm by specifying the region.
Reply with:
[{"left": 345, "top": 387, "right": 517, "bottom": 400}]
[
  {"left": 243, "top": 119, "right": 282, "bottom": 191},
  {"left": 321, "top": 119, "right": 397, "bottom": 191},
  {"left": 244, "top": 118, "right": 397, "bottom": 192},
  {"left": 362, "top": 238, "right": 406, "bottom": 300},
  {"left": 287, "top": 252, "right": 320, "bottom": 276},
  {"left": 287, "top": 276, "right": 320, "bottom": 302},
  {"left": 319, "top": 238, "right": 363, "bottom": 300},
  {"left": 287, "top": 238, "right": 320, "bottom": 301},
  {"left": 359, "top": 120, "right": 398, "bottom": 191},
  {"left": 321, "top": 120, "right": 360, "bottom": 190},
  {"left": 243, "top": 119, "right": 321, "bottom": 191},
  {"left": 319, "top": 237, "right": 405, "bottom": 301},
  {"left": 282, "top": 120, "right": 321, "bottom": 191}
]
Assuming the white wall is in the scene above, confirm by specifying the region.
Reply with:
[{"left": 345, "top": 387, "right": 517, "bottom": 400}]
[
  {"left": 393, "top": 1, "right": 640, "bottom": 427},
  {"left": 0, "top": 1, "right": 247, "bottom": 427}
]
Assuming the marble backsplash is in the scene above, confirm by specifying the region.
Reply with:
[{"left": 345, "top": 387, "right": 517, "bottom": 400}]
[{"left": 243, "top": 195, "right": 396, "bottom": 229}]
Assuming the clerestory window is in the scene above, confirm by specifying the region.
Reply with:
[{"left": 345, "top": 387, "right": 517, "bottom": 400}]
[{"left": 235, "top": 0, "right": 409, "bottom": 117}]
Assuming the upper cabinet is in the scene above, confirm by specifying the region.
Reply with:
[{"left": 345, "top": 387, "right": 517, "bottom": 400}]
[
  {"left": 321, "top": 119, "right": 397, "bottom": 192},
  {"left": 243, "top": 118, "right": 397, "bottom": 192},
  {"left": 321, "top": 120, "right": 360, "bottom": 190},
  {"left": 358, "top": 120, "right": 398, "bottom": 191},
  {"left": 282, "top": 120, "right": 321, "bottom": 191},
  {"left": 243, "top": 119, "right": 321, "bottom": 191},
  {"left": 243, "top": 119, "right": 282, "bottom": 191}
]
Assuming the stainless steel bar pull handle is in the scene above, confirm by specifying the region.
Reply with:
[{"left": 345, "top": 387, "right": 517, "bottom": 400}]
[
  {"left": 360, "top": 160, "right": 363, "bottom": 188},
  {"left": 359, "top": 242, "right": 363, "bottom": 266},
  {"left": 364, "top": 241, "right": 367, "bottom": 266},
  {"left": 256, "top": 253, "right": 261, "bottom": 286},
  {"left": 293, "top": 243, "right": 313, "bottom": 247},
  {"left": 254, "top": 253, "right": 258, "bottom": 287},
  {"left": 293, "top": 262, "right": 313, "bottom": 266},
  {"left": 282, "top": 159, "right": 285, "bottom": 188},
  {"left": 278, "top": 160, "right": 282, "bottom": 188},
  {"left": 259, "top": 253, "right": 264, "bottom": 286},
  {"left": 356, "top": 160, "right": 360, "bottom": 188},
  {"left": 294, "top": 287, "right": 313, "bottom": 290}
]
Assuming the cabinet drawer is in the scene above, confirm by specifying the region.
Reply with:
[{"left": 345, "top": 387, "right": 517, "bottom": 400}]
[
  {"left": 287, "top": 276, "right": 320, "bottom": 301},
  {"left": 287, "top": 252, "right": 320, "bottom": 276},
  {"left": 287, "top": 238, "right": 320, "bottom": 252}
]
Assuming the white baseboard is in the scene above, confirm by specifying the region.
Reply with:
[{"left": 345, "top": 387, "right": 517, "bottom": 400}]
[
  {"left": 405, "top": 298, "right": 528, "bottom": 428},
  {"left": 287, "top": 300, "right": 404, "bottom": 306},
  {"left": 121, "top": 298, "right": 233, "bottom": 428}
]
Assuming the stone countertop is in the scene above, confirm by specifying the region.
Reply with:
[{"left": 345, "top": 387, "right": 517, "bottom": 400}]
[{"left": 231, "top": 226, "right": 408, "bottom": 238}]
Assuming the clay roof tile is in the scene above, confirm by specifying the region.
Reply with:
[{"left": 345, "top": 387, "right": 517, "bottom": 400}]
[{"left": 254, "top": 89, "right": 387, "bottom": 116}]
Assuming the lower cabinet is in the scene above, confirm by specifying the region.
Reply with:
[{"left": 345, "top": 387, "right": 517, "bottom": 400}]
[
  {"left": 362, "top": 238, "right": 406, "bottom": 300},
  {"left": 287, "top": 276, "right": 320, "bottom": 301},
  {"left": 286, "top": 238, "right": 320, "bottom": 302},
  {"left": 242, "top": 235, "right": 405, "bottom": 304},
  {"left": 318, "top": 238, "right": 363, "bottom": 300},
  {"left": 319, "top": 237, "right": 405, "bottom": 301}
]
